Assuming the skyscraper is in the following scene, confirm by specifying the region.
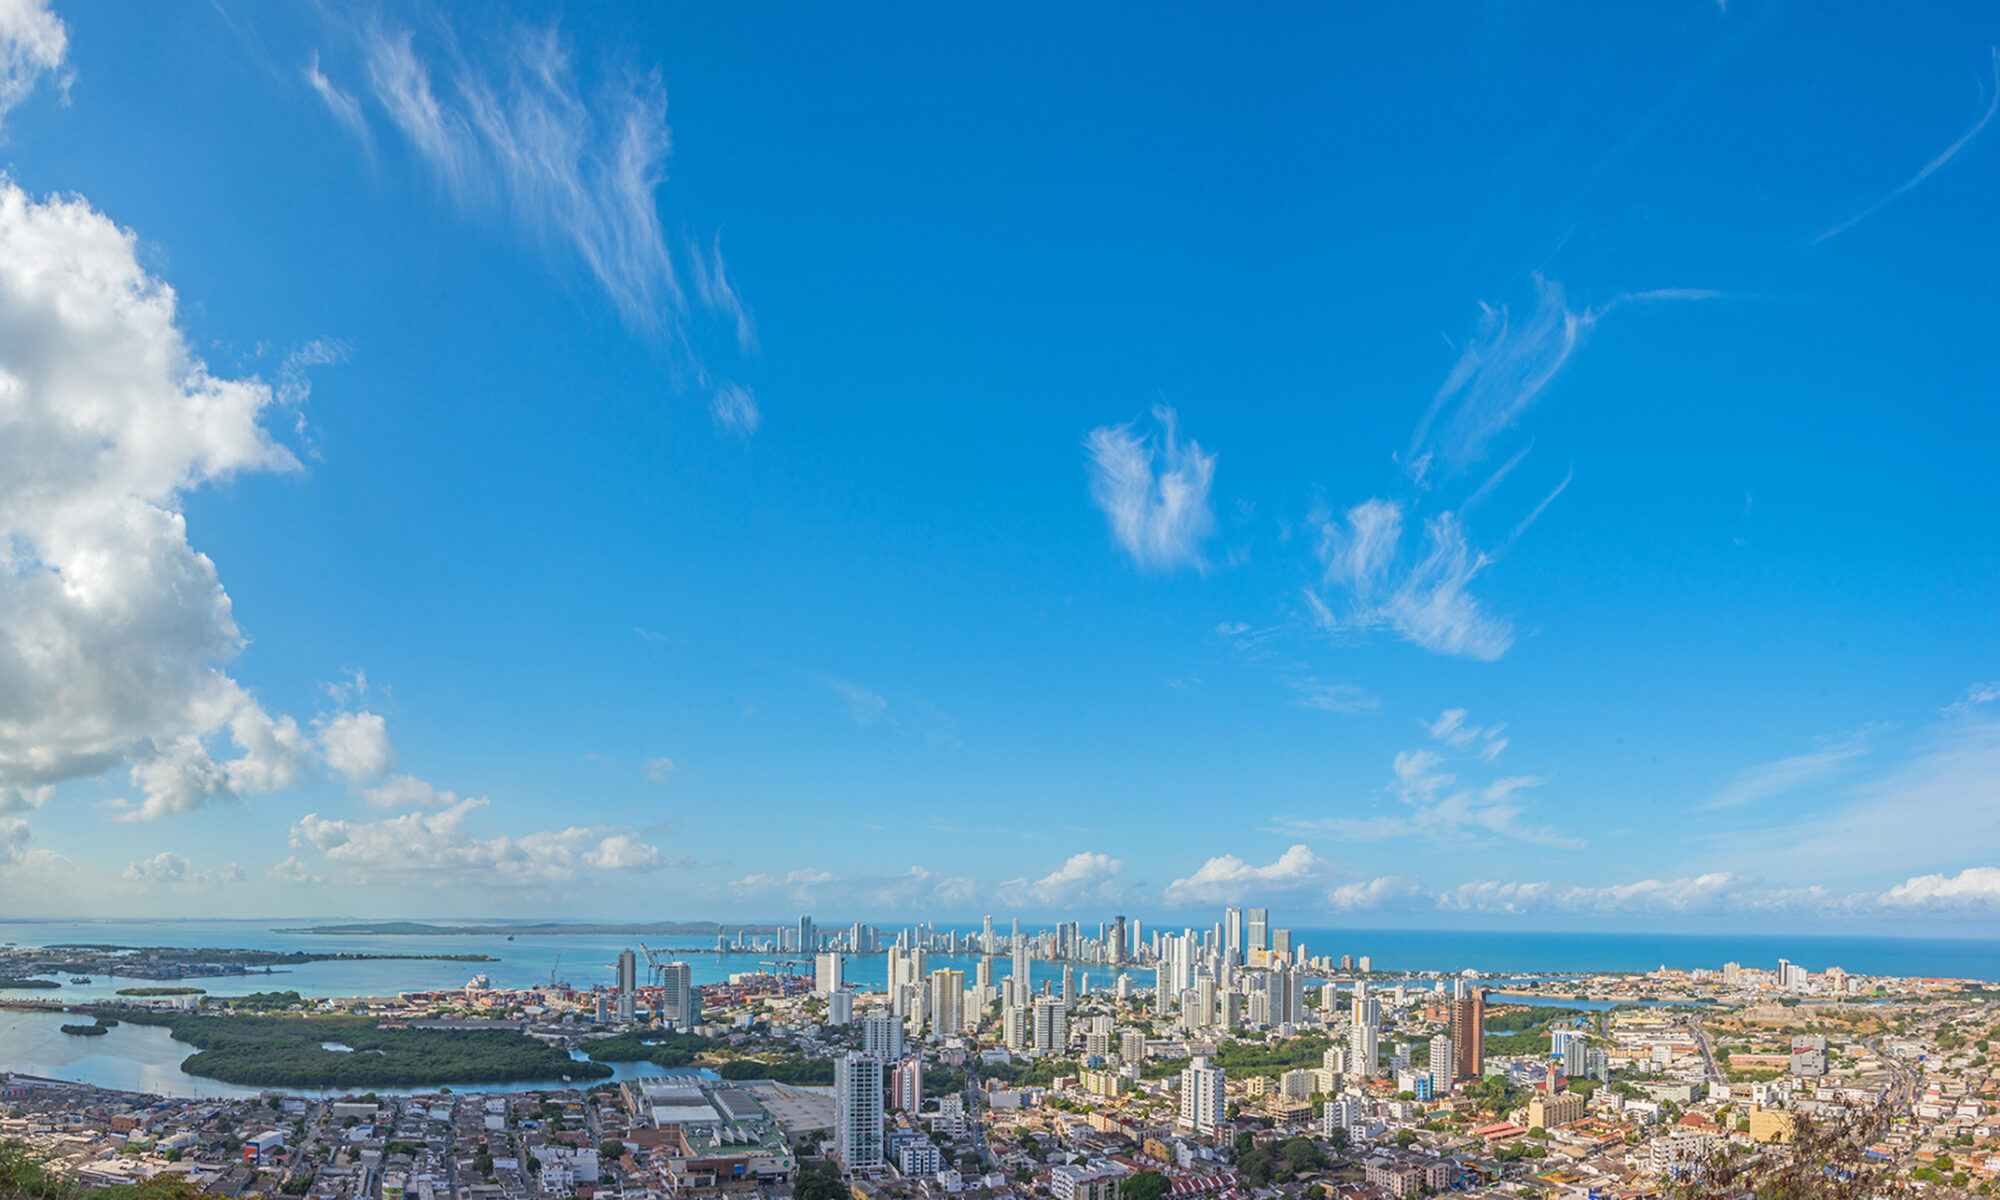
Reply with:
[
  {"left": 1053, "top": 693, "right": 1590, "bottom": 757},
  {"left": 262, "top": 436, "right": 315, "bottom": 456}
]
[
  {"left": 659, "top": 961, "right": 695, "bottom": 1027},
  {"left": 982, "top": 915, "right": 995, "bottom": 956},
  {"left": 1061, "top": 963, "right": 1076, "bottom": 1010},
  {"left": 1246, "top": 908, "right": 1269, "bottom": 956},
  {"left": 834, "top": 1052, "right": 883, "bottom": 1170},
  {"left": 1224, "top": 906, "right": 1243, "bottom": 964},
  {"left": 928, "top": 968, "right": 965, "bottom": 1037},
  {"left": 1451, "top": 990, "right": 1485, "bottom": 1080},
  {"left": 1032, "top": 995, "right": 1067, "bottom": 1054},
  {"left": 891, "top": 1057, "right": 924, "bottom": 1111},
  {"left": 1110, "top": 915, "right": 1128, "bottom": 965},
  {"left": 616, "top": 949, "right": 637, "bottom": 1023},
  {"left": 799, "top": 915, "right": 816, "bottom": 954}
]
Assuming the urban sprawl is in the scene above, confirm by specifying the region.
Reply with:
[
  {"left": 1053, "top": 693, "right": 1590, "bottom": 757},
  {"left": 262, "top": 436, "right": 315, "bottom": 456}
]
[{"left": 3, "top": 910, "right": 1996, "bottom": 1200}]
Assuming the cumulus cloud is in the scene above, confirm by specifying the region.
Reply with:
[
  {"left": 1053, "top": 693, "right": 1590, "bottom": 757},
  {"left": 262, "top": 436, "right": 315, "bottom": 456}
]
[
  {"left": 1163, "top": 844, "right": 1339, "bottom": 907},
  {"left": 291, "top": 798, "right": 666, "bottom": 887},
  {"left": 120, "top": 850, "right": 241, "bottom": 888},
  {"left": 0, "top": 182, "right": 316, "bottom": 820},
  {"left": 1877, "top": 866, "right": 2000, "bottom": 910},
  {"left": 318, "top": 710, "right": 397, "bottom": 781},
  {"left": 998, "top": 852, "right": 1126, "bottom": 908},
  {"left": 1084, "top": 406, "right": 1217, "bottom": 572},
  {"left": 643, "top": 756, "right": 678, "bottom": 781},
  {"left": 0, "top": 0, "right": 66, "bottom": 135},
  {"left": 359, "top": 774, "right": 464, "bottom": 810},
  {"left": 121, "top": 851, "right": 193, "bottom": 884}
]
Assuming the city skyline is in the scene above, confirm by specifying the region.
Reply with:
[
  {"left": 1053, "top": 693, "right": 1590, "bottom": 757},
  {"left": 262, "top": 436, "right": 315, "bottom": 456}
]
[{"left": 3, "top": 1, "right": 2000, "bottom": 928}]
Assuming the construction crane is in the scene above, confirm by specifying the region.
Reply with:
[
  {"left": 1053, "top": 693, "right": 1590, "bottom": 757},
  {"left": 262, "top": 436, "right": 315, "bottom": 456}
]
[
  {"left": 638, "top": 942, "right": 677, "bottom": 987},
  {"left": 549, "top": 951, "right": 562, "bottom": 988},
  {"left": 759, "top": 960, "right": 807, "bottom": 975}
]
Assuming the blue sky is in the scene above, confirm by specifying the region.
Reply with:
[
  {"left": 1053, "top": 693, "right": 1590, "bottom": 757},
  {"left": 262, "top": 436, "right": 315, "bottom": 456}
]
[{"left": 1, "top": 0, "right": 1998, "bottom": 930}]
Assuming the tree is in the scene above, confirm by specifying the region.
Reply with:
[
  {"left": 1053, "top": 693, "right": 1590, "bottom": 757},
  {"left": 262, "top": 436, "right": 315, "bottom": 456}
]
[
  {"left": 1326, "top": 1126, "right": 1349, "bottom": 1153},
  {"left": 1232, "top": 1131, "right": 1256, "bottom": 1159},
  {"left": 795, "top": 1163, "right": 847, "bottom": 1200},
  {"left": 1124, "top": 1171, "right": 1171, "bottom": 1200},
  {"left": 1396, "top": 1130, "right": 1418, "bottom": 1149}
]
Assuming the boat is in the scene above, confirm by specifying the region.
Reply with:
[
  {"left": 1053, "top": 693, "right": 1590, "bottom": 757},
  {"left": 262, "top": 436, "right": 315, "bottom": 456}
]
[{"left": 69, "top": 977, "right": 90, "bottom": 984}]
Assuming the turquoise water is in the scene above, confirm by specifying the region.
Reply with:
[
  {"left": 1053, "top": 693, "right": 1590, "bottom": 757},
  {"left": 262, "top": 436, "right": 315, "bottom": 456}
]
[{"left": 2, "top": 918, "right": 1987, "bottom": 1096}]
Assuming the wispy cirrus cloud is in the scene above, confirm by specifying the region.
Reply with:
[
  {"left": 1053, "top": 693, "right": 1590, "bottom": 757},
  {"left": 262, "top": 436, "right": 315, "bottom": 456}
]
[
  {"left": 1308, "top": 507, "right": 1514, "bottom": 661},
  {"left": 306, "top": 17, "right": 759, "bottom": 425},
  {"left": 1700, "top": 737, "right": 1867, "bottom": 810},
  {"left": 1816, "top": 48, "right": 2000, "bottom": 244},
  {"left": 1271, "top": 728, "right": 1580, "bottom": 850},
  {"left": 1084, "top": 406, "right": 1217, "bottom": 572}
]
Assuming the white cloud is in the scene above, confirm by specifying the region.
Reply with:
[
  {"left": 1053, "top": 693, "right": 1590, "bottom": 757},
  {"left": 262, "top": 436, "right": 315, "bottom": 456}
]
[
  {"left": 318, "top": 710, "right": 397, "bottom": 782},
  {"left": 267, "top": 855, "right": 323, "bottom": 886},
  {"left": 0, "top": 815, "right": 26, "bottom": 865},
  {"left": 1817, "top": 49, "right": 2000, "bottom": 244},
  {"left": 0, "top": 0, "right": 66, "bottom": 135},
  {"left": 119, "top": 850, "right": 241, "bottom": 888},
  {"left": 292, "top": 798, "right": 667, "bottom": 887},
  {"left": 1701, "top": 740, "right": 1864, "bottom": 810},
  {"left": 121, "top": 851, "right": 192, "bottom": 884},
  {"left": 1271, "top": 739, "right": 1579, "bottom": 849},
  {"left": 1436, "top": 879, "right": 1553, "bottom": 914},
  {"left": 730, "top": 867, "right": 837, "bottom": 906},
  {"left": 1084, "top": 406, "right": 1216, "bottom": 572},
  {"left": 1310, "top": 510, "right": 1514, "bottom": 661},
  {"left": 303, "top": 50, "right": 370, "bottom": 150},
  {"left": 643, "top": 756, "right": 678, "bottom": 781},
  {"left": 998, "top": 851, "right": 1126, "bottom": 908},
  {"left": 1317, "top": 498, "right": 1403, "bottom": 599},
  {"left": 0, "top": 182, "right": 308, "bottom": 818},
  {"left": 1407, "top": 275, "right": 1590, "bottom": 480},
  {"left": 832, "top": 680, "right": 889, "bottom": 726},
  {"left": 1944, "top": 682, "right": 2000, "bottom": 717},
  {"left": 1877, "top": 867, "right": 2000, "bottom": 910},
  {"left": 360, "top": 774, "right": 462, "bottom": 810},
  {"left": 1286, "top": 677, "right": 1378, "bottom": 715},
  {"left": 1326, "top": 875, "right": 1429, "bottom": 912},
  {"left": 1425, "top": 708, "right": 1508, "bottom": 761},
  {"left": 1163, "top": 844, "right": 1339, "bottom": 907},
  {"left": 710, "top": 384, "right": 761, "bottom": 436}
]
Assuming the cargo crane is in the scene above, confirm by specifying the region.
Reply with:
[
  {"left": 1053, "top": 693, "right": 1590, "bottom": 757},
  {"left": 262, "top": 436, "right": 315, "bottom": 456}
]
[{"left": 638, "top": 942, "right": 677, "bottom": 988}]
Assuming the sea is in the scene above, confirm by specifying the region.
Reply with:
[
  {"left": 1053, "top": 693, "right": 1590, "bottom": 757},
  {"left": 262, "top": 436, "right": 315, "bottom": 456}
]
[{"left": 1, "top": 918, "right": 1993, "bottom": 1098}]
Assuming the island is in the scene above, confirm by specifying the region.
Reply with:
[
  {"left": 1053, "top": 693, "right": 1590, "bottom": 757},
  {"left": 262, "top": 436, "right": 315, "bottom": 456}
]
[{"left": 0, "top": 944, "right": 500, "bottom": 983}]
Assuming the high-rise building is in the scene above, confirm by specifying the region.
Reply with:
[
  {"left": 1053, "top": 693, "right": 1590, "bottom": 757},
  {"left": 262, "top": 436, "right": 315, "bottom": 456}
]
[
  {"left": 1357, "top": 955, "right": 1371, "bottom": 973},
  {"left": 928, "top": 968, "right": 965, "bottom": 1038},
  {"left": 1348, "top": 1021, "right": 1379, "bottom": 1076},
  {"left": 860, "top": 1011, "right": 904, "bottom": 1061},
  {"left": 1002, "top": 1005, "right": 1031, "bottom": 1052},
  {"left": 830, "top": 990, "right": 854, "bottom": 1026},
  {"left": 799, "top": 915, "right": 816, "bottom": 954},
  {"left": 1032, "top": 995, "right": 1068, "bottom": 1054},
  {"left": 1224, "top": 907, "right": 1243, "bottom": 964},
  {"left": 983, "top": 915, "right": 995, "bottom": 956},
  {"left": 1451, "top": 990, "right": 1485, "bottom": 1080},
  {"left": 1012, "top": 927, "right": 1032, "bottom": 1002},
  {"left": 616, "top": 949, "right": 637, "bottom": 1023},
  {"left": 834, "top": 1053, "right": 883, "bottom": 1171},
  {"left": 1246, "top": 909, "right": 1269, "bottom": 955},
  {"left": 1271, "top": 929, "right": 1293, "bottom": 960},
  {"left": 1428, "top": 1034, "right": 1455, "bottom": 1090},
  {"left": 816, "top": 951, "right": 844, "bottom": 995},
  {"left": 659, "top": 961, "right": 695, "bottom": 1027},
  {"left": 890, "top": 1057, "right": 925, "bottom": 1111},
  {"left": 1110, "top": 915, "right": 1128, "bottom": 965},
  {"left": 1178, "top": 1056, "right": 1225, "bottom": 1134},
  {"left": 1061, "top": 964, "right": 1077, "bottom": 1010}
]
